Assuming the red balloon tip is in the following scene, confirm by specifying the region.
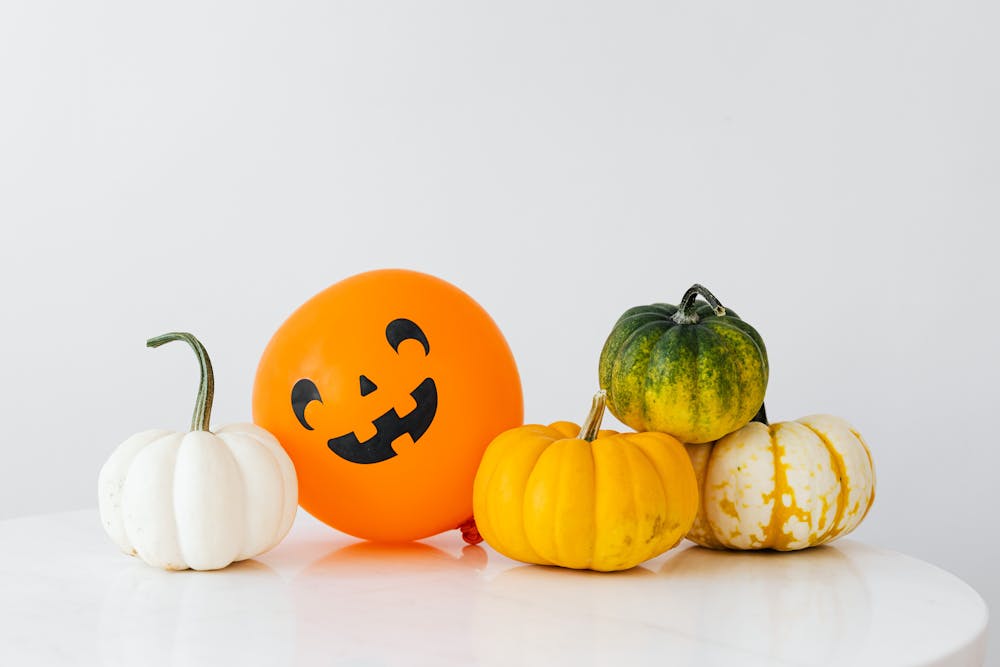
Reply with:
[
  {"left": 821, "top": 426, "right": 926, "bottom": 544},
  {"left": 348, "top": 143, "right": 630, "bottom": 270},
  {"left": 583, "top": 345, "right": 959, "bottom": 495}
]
[{"left": 458, "top": 517, "right": 482, "bottom": 545}]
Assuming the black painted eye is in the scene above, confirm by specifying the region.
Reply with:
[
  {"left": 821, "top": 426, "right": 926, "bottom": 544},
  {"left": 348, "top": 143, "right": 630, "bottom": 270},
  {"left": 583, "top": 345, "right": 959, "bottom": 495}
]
[
  {"left": 291, "top": 320, "right": 428, "bottom": 433},
  {"left": 386, "top": 318, "right": 429, "bottom": 355},
  {"left": 292, "top": 378, "right": 322, "bottom": 430}
]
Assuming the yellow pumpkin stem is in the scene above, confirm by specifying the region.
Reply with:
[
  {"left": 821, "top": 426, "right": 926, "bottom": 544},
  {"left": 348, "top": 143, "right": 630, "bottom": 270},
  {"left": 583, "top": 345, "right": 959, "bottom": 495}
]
[
  {"left": 579, "top": 391, "right": 607, "bottom": 442},
  {"left": 146, "top": 332, "right": 215, "bottom": 432}
]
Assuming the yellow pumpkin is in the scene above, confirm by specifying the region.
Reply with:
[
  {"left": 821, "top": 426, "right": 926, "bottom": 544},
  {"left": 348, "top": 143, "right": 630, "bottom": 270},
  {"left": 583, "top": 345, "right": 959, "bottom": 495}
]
[
  {"left": 685, "top": 413, "right": 875, "bottom": 551},
  {"left": 473, "top": 393, "right": 698, "bottom": 571}
]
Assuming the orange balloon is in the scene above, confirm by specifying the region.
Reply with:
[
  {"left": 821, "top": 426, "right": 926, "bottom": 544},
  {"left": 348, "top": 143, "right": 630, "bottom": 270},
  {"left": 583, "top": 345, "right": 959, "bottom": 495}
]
[{"left": 252, "top": 269, "right": 523, "bottom": 541}]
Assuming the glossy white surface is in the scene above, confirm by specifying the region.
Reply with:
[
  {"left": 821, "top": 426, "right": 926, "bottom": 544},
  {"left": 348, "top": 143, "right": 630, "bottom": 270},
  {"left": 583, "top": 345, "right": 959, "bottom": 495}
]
[{"left": 0, "top": 510, "right": 987, "bottom": 666}]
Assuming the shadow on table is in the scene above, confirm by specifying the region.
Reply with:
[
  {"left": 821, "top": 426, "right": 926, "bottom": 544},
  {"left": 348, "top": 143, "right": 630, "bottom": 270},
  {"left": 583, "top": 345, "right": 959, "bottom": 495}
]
[
  {"left": 471, "top": 561, "right": 668, "bottom": 665},
  {"left": 302, "top": 539, "right": 488, "bottom": 575},
  {"left": 98, "top": 558, "right": 294, "bottom": 667},
  {"left": 469, "top": 543, "right": 872, "bottom": 665},
  {"left": 656, "top": 543, "right": 873, "bottom": 665},
  {"left": 285, "top": 539, "right": 488, "bottom": 664}
]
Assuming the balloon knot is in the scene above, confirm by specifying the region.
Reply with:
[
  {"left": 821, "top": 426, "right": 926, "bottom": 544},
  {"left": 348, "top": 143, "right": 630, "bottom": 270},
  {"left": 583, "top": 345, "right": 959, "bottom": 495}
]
[{"left": 458, "top": 517, "right": 482, "bottom": 545}]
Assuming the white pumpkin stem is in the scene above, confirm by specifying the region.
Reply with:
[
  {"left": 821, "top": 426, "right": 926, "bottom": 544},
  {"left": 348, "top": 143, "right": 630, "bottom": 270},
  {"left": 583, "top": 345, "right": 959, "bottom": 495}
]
[
  {"left": 672, "top": 284, "right": 727, "bottom": 324},
  {"left": 579, "top": 391, "right": 607, "bottom": 442},
  {"left": 146, "top": 332, "right": 215, "bottom": 432}
]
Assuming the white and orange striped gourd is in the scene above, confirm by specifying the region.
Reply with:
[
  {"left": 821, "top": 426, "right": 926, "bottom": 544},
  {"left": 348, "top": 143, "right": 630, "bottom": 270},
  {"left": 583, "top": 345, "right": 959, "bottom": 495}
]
[{"left": 685, "top": 413, "right": 874, "bottom": 551}]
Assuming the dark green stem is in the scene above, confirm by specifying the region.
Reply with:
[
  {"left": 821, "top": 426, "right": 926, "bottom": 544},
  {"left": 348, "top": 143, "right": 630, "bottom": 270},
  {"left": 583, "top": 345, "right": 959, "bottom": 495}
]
[
  {"left": 146, "top": 332, "right": 214, "bottom": 432},
  {"left": 672, "top": 284, "right": 727, "bottom": 324},
  {"left": 751, "top": 402, "right": 769, "bottom": 426},
  {"left": 579, "top": 391, "right": 607, "bottom": 442}
]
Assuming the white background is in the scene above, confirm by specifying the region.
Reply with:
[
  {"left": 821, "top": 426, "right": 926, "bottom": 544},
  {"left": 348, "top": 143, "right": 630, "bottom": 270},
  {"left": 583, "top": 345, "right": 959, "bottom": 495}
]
[{"left": 2, "top": 0, "right": 996, "bottom": 661}]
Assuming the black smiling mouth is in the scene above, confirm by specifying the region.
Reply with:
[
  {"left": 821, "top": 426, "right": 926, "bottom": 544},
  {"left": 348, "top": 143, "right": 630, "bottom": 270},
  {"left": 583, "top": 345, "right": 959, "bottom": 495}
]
[{"left": 326, "top": 377, "right": 438, "bottom": 465}]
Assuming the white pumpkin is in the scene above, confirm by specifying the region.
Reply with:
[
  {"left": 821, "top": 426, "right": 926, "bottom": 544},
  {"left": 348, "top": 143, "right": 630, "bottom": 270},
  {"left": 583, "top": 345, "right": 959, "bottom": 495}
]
[
  {"left": 98, "top": 332, "right": 298, "bottom": 571},
  {"left": 685, "top": 413, "right": 875, "bottom": 551}
]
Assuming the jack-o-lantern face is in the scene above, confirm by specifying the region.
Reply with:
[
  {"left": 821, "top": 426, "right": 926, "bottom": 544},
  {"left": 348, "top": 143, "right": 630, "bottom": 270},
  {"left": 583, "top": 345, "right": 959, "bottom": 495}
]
[
  {"left": 290, "top": 318, "right": 438, "bottom": 464},
  {"left": 252, "top": 269, "right": 523, "bottom": 542}
]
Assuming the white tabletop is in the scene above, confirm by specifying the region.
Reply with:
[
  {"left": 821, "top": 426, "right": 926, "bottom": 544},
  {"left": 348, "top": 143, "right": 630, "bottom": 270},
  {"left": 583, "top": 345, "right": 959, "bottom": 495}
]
[{"left": 0, "top": 509, "right": 987, "bottom": 666}]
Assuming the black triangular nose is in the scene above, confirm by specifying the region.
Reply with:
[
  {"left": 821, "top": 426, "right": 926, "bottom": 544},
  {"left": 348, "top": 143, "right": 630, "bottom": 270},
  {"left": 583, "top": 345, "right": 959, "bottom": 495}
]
[{"left": 359, "top": 375, "right": 377, "bottom": 396}]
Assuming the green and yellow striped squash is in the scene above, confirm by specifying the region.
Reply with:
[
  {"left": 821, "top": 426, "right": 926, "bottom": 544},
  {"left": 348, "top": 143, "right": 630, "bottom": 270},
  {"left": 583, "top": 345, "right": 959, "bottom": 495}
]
[{"left": 598, "top": 284, "right": 768, "bottom": 444}]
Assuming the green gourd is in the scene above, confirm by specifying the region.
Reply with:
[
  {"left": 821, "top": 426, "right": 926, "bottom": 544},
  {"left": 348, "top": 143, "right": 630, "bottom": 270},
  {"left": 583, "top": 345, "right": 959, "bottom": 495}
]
[{"left": 598, "top": 284, "right": 768, "bottom": 444}]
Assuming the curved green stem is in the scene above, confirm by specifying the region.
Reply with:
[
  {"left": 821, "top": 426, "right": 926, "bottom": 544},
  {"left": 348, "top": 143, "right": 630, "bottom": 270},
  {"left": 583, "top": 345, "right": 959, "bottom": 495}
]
[
  {"left": 146, "top": 332, "right": 215, "bottom": 432},
  {"left": 578, "top": 391, "right": 607, "bottom": 442},
  {"left": 672, "top": 284, "right": 727, "bottom": 324}
]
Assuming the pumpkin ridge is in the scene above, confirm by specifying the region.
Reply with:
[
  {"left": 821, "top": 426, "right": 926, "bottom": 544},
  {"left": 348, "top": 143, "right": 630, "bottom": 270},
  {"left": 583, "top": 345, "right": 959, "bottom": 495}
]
[
  {"left": 696, "top": 325, "right": 740, "bottom": 439},
  {"left": 228, "top": 439, "right": 252, "bottom": 562},
  {"left": 525, "top": 424, "right": 565, "bottom": 438},
  {"left": 497, "top": 433, "right": 538, "bottom": 551},
  {"left": 587, "top": 438, "right": 612, "bottom": 570},
  {"left": 614, "top": 305, "right": 662, "bottom": 324},
  {"left": 551, "top": 440, "right": 573, "bottom": 566},
  {"left": 641, "top": 326, "right": 689, "bottom": 435},
  {"left": 707, "top": 320, "right": 768, "bottom": 396},
  {"left": 617, "top": 310, "right": 667, "bottom": 327},
  {"left": 588, "top": 436, "right": 607, "bottom": 569},
  {"left": 701, "top": 437, "right": 726, "bottom": 548},
  {"left": 167, "top": 438, "right": 187, "bottom": 569},
  {"left": 233, "top": 428, "right": 294, "bottom": 557},
  {"left": 619, "top": 311, "right": 667, "bottom": 335},
  {"left": 627, "top": 435, "right": 676, "bottom": 556},
  {"left": 250, "top": 430, "right": 292, "bottom": 552},
  {"left": 799, "top": 421, "right": 850, "bottom": 544},
  {"left": 590, "top": 436, "right": 642, "bottom": 571},
  {"left": 214, "top": 433, "right": 248, "bottom": 558},
  {"left": 490, "top": 430, "right": 553, "bottom": 565},
  {"left": 587, "top": 435, "right": 598, "bottom": 569},
  {"left": 106, "top": 430, "right": 175, "bottom": 557},
  {"left": 521, "top": 439, "right": 565, "bottom": 566},
  {"left": 668, "top": 438, "right": 699, "bottom": 550},
  {"left": 612, "top": 323, "right": 667, "bottom": 427},
  {"left": 771, "top": 425, "right": 818, "bottom": 550},
  {"left": 619, "top": 440, "right": 646, "bottom": 567},
  {"left": 763, "top": 425, "right": 785, "bottom": 550},
  {"left": 476, "top": 429, "right": 521, "bottom": 560},
  {"left": 708, "top": 317, "right": 768, "bottom": 379},
  {"left": 473, "top": 431, "right": 510, "bottom": 555},
  {"left": 621, "top": 320, "right": 669, "bottom": 355},
  {"left": 176, "top": 432, "right": 248, "bottom": 569},
  {"left": 704, "top": 322, "right": 765, "bottom": 433},
  {"left": 647, "top": 303, "right": 678, "bottom": 317},
  {"left": 556, "top": 437, "right": 598, "bottom": 569},
  {"left": 849, "top": 428, "right": 877, "bottom": 523},
  {"left": 688, "top": 326, "right": 702, "bottom": 434},
  {"left": 130, "top": 433, "right": 187, "bottom": 568}
]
